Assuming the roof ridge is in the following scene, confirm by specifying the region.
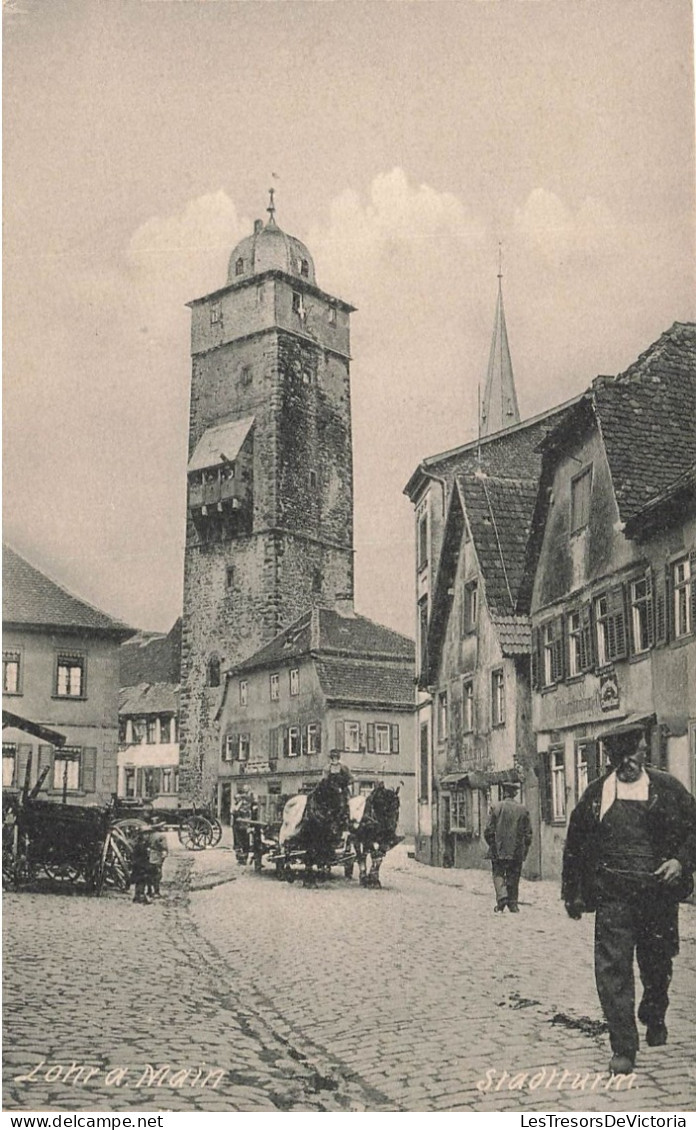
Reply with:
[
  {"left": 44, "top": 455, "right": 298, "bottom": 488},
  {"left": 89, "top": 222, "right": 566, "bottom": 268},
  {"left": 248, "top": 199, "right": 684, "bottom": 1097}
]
[{"left": 3, "top": 543, "right": 131, "bottom": 631}]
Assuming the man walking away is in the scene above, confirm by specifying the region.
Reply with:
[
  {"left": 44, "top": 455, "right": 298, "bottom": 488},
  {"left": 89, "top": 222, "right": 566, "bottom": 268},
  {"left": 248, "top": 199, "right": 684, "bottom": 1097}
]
[
  {"left": 484, "top": 781, "right": 533, "bottom": 913},
  {"left": 562, "top": 731, "right": 696, "bottom": 1076}
]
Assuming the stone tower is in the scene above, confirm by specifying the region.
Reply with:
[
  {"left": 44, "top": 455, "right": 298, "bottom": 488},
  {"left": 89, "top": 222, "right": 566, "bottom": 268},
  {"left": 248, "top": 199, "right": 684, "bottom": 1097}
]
[{"left": 179, "top": 194, "right": 355, "bottom": 798}]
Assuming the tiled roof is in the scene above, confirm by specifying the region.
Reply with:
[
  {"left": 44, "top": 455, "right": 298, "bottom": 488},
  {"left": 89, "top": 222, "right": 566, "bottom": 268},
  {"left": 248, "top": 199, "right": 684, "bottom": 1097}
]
[
  {"left": 459, "top": 473, "right": 539, "bottom": 616},
  {"left": 3, "top": 545, "right": 133, "bottom": 636},
  {"left": 233, "top": 607, "right": 414, "bottom": 673},
  {"left": 493, "top": 616, "right": 532, "bottom": 656},
  {"left": 119, "top": 682, "right": 179, "bottom": 716},
  {"left": 592, "top": 323, "right": 696, "bottom": 524},
  {"left": 315, "top": 657, "right": 414, "bottom": 708},
  {"left": 405, "top": 399, "right": 579, "bottom": 501},
  {"left": 120, "top": 619, "right": 182, "bottom": 687}
]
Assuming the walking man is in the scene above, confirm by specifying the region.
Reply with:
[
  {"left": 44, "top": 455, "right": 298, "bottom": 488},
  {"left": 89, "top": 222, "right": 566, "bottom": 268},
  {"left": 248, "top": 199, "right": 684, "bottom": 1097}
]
[
  {"left": 562, "top": 731, "right": 696, "bottom": 1075},
  {"left": 146, "top": 818, "right": 169, "bottom": 898},
  {"left": 484, "top": 781, "right": 533, "bottom": 913}
]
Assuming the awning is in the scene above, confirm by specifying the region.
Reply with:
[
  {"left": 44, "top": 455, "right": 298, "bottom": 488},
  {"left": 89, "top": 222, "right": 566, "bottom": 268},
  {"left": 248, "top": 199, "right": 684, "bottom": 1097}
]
[
  {"left": 440, "top": 768, "right": 522, "bottom": 790},
  {"left": 188, "top": 416, "right": 255, "bottom": 473}
]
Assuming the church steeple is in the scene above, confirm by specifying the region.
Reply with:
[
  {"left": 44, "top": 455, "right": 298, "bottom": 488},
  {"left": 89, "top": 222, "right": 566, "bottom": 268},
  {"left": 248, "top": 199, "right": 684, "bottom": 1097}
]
[{"left": 480, "top": 253, "right": 520, "bottom": 438}]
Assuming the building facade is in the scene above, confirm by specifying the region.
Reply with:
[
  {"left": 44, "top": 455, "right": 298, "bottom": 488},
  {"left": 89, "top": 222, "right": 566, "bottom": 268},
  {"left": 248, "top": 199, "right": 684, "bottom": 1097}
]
[
  {"left": 529, "top": 323, "right": 696, "bottom": 878},
  {"left": 180, "top": 197, "right": 356, "bottom": 801},
  {"left": 214, "top": 604, "right": 416, "bottom": 833},
  {"left": 2, "top": 545, "right": 133, "bottom": 803}
]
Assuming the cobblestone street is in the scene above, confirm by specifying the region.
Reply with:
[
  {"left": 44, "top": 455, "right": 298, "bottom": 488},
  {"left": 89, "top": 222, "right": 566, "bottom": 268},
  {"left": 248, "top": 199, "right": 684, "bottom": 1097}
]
[{"left": 4, "top": 838, "right": 696, "bottom": 1113}]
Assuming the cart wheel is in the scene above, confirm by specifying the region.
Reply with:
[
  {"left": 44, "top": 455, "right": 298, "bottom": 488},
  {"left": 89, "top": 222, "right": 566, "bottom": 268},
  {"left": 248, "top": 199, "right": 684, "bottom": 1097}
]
[
  {"left": 178, "top": 816, "right": 214, "bottom": 851},
  {"left": 43, "top": 856, "right": 81, "bottom": 885},
  {"left": 96, "top": 830, "right": 130, "bottom": 895},
  {"left": 113, "top": 818, "right": 148, "bottom": 845},
  {"left": 208, "top": 819, "right": 223, "bottom": 848}
]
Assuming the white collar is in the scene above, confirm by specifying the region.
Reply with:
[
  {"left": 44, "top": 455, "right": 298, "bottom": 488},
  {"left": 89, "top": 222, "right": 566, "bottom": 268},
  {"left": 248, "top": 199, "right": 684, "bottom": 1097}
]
[{"left": 599, "top": 769, "right": 649, "bottom": 821}]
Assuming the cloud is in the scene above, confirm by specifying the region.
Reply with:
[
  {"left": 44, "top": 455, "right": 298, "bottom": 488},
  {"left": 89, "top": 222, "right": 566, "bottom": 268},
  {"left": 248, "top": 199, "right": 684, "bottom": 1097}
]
[{"left": 514, "top": 187, "right": 621, "bottom": 262}]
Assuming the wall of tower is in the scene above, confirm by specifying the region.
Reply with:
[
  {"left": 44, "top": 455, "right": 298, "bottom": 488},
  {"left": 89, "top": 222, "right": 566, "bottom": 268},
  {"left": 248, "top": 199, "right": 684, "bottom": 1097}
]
[{"left": 180, "top": 276, "right": 354, "bottom": 801}]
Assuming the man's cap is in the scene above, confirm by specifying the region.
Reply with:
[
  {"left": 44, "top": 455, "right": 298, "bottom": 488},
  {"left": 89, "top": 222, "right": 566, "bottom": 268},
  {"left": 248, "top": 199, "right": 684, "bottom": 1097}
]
[{"left": 329, "top": 750, "right": 341, "bottom": 758}]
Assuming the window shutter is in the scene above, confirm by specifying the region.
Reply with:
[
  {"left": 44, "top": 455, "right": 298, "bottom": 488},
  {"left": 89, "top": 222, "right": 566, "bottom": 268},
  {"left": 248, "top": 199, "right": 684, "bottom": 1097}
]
[
  {"left": 315, "top": 725, "right": 322, "bottom": 755},
  {"left": 283, "top": 728, "right": 290, "bottom": 758},
  {"left": 585, "top": 740, "right": 599, "bottom": 783},
  {"left": 578, "top": 604, "right": 591, "bottom": 671},
  {"left": 366, "top": 723, "right": 375, "bottom": 753},
  {"left": 644, "top": 568, "right": 654, "bottom": 649},
  {"left": 531, "top": 627, "right": 540, "bottom": 690},
  {"left": 359, "top": 723, "right": 365, "bottom": 752},
  {"left": 625, "top": 580, "right": 636, "bottom": 655},
  {"left": 664, "top": 564, "right": 673, "bottom": 642},
  {"left": 690, "top": 549, "right": 696, "bottom": 632},
  {"left": 606, "top": 586, "right": 627, "bottom": 660},
  {"left": 17, "top": 744, "right": 34, "bottom": 791},
  {"left": 552, "top": 616, "right": 565, "bottom": 682},
  {"left": 82, "top": 748, "right": 97, "bottom": 792},
  {"left": 301, "top": 726, "right": 307, "bottom": 756},
  {"left": 269, "top": 728, "right": 278, "bottom": 760},
  {"left": 151, "top": 766, "right": 161, "bottom": 796},
  {"left": 335, "top": 721, "right": 344, "bottom": 751},
  {"left": 537, "top": 753, "right": 552, "bottom": 824},
  {"left": 655, "top": 567, "right": 667, "bottom": 645},
  {"left": 390, "top": 724, "right": 400, "bottom": 754},
  {"left": 136, "top": 768, "right": 144, "bottom": 797}
]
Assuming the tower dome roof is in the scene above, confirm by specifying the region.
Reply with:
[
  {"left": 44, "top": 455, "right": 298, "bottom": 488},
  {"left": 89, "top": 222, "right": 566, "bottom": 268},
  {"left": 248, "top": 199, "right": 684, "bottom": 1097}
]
[{"left": 227, "top": 192, "right": 316, "bottom": 286}]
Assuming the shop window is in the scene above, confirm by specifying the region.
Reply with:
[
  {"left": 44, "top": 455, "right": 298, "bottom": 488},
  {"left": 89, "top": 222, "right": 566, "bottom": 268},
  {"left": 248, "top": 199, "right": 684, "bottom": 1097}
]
[
  {"left": 550, "top": 748, "right": 566, "bottom": 821},
  {"left": 3, "top": 651, "right": 22, "bottom": 695},
  {"left": 450, "top": 790, "right": 468, "bottom": 832},
  {"left": 570, "top": 466, "right": 592, "bottom": 534},
  {"left": 55, "top": 653, "right": 85, "bottom": 698}
]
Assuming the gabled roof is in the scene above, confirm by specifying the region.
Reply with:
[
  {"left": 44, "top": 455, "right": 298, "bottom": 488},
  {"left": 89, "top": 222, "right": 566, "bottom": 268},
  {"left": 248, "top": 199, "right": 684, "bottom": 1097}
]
[
  {"left": 592, "top": 322, "right": 696, "bottom": 525},
  {"left": 120, "top": 619, "right": 182, "bottom": 687},
  {"left": 3, "top": 545, "right": 133, "bottom": 637},
  {"left": 315, "top": 657, "right": 414, "bottom": 709},
  {"left": 232, "top": 606, "right": 414, "bottom": 674},
  {"left": 423, "top": 472, "right": 538, "bottom": 684},
  {"left": 119, "top": 682, "right": 179, "bottom": 717}
]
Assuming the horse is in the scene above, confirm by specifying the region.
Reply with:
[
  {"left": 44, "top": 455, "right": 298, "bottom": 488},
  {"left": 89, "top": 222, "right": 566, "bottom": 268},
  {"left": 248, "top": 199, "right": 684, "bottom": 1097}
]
[
  {"left": 277, "top": 776, "right": 349, "bottom": 885},
  {"left": 348, "top": 783, "right": 401, "bottom": 888}
]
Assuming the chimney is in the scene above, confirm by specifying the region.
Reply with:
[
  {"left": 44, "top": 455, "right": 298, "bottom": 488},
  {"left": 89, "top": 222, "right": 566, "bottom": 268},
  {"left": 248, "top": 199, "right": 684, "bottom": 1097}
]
[
  {"left": 254, "top": 219, "right": 263, "bottom": 234},
  {"left": 334, "top": 592, "right": 355, "bottom": 618}
]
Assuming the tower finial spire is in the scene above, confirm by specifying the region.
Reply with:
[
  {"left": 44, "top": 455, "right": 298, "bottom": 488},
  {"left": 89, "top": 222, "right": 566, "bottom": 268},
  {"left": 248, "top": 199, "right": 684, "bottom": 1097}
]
[
  {"left": 479, "top": 254, "right": 520, "bottom": 438},
  {"left": 498, "top": 240, "right": 503, "bottom": 281},
  {"left": 267, "top": 186, "right": 276, "bottom": 225}
]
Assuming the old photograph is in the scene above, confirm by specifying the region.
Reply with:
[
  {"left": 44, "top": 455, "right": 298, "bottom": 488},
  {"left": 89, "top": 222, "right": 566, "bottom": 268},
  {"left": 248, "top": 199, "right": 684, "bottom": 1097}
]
[{"left": 3, "top": 0, "right": 696, "bottom": 1118}]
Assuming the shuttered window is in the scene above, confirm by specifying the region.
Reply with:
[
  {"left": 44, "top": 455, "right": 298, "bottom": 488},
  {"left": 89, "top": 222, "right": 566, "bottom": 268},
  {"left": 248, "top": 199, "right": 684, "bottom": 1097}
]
[
  {"left": 629, "top": 571, "right": 654, "bottom": 654},
  {"left": 595, "top": 587, "right": 628, "bottom": 664},
  {"left": 542, "top": 617, "right": 565, "bottom": 685}
]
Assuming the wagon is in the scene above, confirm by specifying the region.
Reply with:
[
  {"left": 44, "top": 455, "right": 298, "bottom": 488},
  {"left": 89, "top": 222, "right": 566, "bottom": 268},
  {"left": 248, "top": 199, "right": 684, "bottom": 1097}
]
[
  {"left": 111, "top": 799, "right": 223, "bottom": 852},
  {"left": 2, "top": 786, "right": 133, "bottom": 895}
]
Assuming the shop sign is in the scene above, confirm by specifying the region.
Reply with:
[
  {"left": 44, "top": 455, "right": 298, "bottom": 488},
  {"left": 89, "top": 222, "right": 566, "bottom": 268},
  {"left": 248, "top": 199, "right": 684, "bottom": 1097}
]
[{"left": 599, "top": 672, "right": 620, "bottom": 712}]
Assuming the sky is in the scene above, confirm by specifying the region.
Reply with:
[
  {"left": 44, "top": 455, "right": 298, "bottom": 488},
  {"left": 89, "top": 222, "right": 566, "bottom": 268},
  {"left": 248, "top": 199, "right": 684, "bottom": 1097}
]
[{"left": 4, "top": 0, "right": 695, "bottom": 639}]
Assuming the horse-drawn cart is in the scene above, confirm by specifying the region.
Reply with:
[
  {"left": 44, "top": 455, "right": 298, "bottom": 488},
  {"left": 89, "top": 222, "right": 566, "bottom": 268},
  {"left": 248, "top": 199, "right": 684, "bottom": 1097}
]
[
  {"left": 111, "top": 799, "right": 223, "bottom": 851},
  {"left": 2, "top": 790, "right": 133, "bottom": 895}
]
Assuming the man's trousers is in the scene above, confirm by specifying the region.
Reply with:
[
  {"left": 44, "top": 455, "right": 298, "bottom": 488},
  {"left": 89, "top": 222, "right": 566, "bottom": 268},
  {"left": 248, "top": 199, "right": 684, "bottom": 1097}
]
[
  {"left": 594, "top": 893, "right": 679, "bottom": 1060},
  {"left": 491, "top": 859, "right": 522, "bottom": 909}
]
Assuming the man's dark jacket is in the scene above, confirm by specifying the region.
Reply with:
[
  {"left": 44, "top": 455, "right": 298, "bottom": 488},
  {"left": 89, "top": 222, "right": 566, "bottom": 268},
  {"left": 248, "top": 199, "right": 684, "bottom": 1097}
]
[{"left": 562, "top": 767, "right": 696, "bottom": 911}]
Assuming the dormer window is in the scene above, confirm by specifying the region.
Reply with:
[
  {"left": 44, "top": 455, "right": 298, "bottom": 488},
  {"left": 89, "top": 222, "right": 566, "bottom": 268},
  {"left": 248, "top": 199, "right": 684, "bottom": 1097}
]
[
  {"left": 328, "top": 305, "right": 337, "bottom": 326},
  {"left": 235, "top": 257, "right": 244, "bottom": 277},
  {"left": 300, "top": 259, "right": 309, "bottom": 278}
]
